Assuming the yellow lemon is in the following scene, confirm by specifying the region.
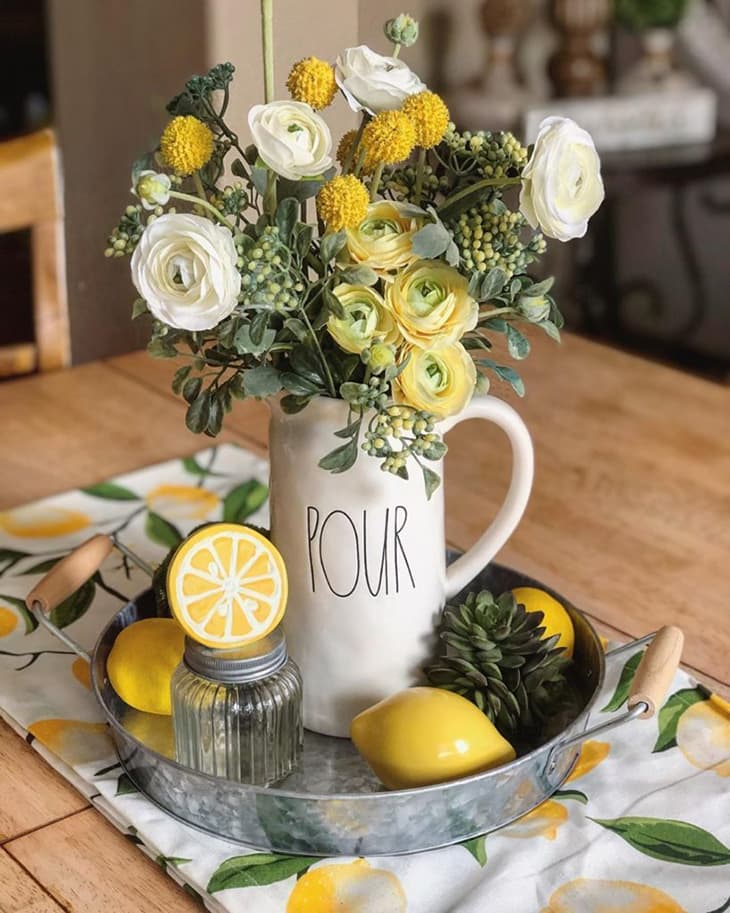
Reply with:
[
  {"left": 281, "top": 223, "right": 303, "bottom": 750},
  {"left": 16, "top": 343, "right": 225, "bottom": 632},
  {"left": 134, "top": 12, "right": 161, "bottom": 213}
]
[
  {"left": 107, "top": 618, "right": 185, "bottom": 715},
  {"left": 350, "top": 686, "right": 516, "bottom": 789},
  {"left": 122, "top": 708, "right": 175, "bottom": 759},
  {"left": 167, "top": 523, "right": 287, "bottom": 649},
  {"left": 676, "top": 700, "right": 730, "bottom": 778},
  {"left": 145, "top": 484, "right": 220, "bottom": 521},
  {"left": 502, "top": 799, "right": 568, "bottom": 840},
  {"left": 287, "top": 859, "right": 406, "bottom": 913},
  {"left": 512, "top": 587, "right": 575, "bottom": 659},
  {"left": 28, "top": 719, "right": 113, "bottom": 766},
  {"left": 0, "top": 505, "right": 90, "bottom": 538},
  {"left": 566, "top": 739, "right": 610, "bottom": 782},
  {"left": 0, "top": 606, "right": 18, "bottom": 637},
  {"left": 541, "top": 878, "right": 685, "bottom": 913}
]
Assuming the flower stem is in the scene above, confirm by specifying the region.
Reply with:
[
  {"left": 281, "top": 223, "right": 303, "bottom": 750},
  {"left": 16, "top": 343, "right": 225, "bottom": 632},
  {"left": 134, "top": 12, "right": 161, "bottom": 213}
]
[
  {"left": 439, "top": 175, "right": 522, "bottom": 217},
  {"left": 260, "top": 0, "right": 275, "bottom": 104},
  {"left": 414, "top": 147, "right": 427, "bottom": 206},
  {"left": 264, "top": 169, "right": 278, "bottom": 217},
  {"left": 478, "top": 307, "right": 515, "bottom": 320},
  {"left": 343, "top": 114, "right": 367, "bottom": 174},
  {"left": 370, "top": 163, "right": 384, "bottom": 201},
  {"left": 168, "top": 190, "right": 234, "bottom": 229},
  {"left": 392, "top": 43, "right": 401, "bottom": 58},
  {"left": 299, "top": 305, "right": 336, "bottom": 397}
]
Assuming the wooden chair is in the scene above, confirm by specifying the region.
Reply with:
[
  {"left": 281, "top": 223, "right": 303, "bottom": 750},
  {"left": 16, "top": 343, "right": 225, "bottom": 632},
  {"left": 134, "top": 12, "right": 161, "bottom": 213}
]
[{"left": 0, "top": 129, "right": 70, "bottom": 377}]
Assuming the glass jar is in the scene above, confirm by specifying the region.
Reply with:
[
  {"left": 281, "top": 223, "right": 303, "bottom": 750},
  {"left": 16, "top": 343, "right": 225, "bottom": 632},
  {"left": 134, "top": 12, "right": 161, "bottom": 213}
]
[{"left": 171, "top": 627, "right": 303, "bottom": 785}]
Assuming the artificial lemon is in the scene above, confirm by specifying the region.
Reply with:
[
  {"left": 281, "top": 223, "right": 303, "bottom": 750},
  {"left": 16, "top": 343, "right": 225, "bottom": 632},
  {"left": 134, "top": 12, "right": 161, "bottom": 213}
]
[
  {"left": 107, "top": 618, "right": 185, "bottom": 715},
  {"left": 350, "top": 686, "right": 516, "bottom": 789},
  {"left": 167, "top": 523, "right": 287, "bottom": 649},
  {"left": 512, "top": 587, "right": 575, "bottom": 659}
]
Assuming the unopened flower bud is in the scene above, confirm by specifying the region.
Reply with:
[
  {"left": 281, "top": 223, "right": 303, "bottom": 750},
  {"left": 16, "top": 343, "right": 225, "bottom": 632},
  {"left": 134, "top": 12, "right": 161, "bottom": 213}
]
[
  {"left": 384, "top": 13, "right": 419, "bottom": 48},
  {"left": 517, "top": 294, "right": 551, "bottom": 323},
  {"left": 133, "top": 170, "right": 172, "bottom": 211},
  {"left": 367, "top": 342, "right": 397, "bottom": 374}
]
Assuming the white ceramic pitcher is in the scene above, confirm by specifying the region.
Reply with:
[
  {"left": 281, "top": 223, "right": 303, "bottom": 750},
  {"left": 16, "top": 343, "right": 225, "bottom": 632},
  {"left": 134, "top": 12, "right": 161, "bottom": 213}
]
[{"left": 269, "top": 395, "right": 534, "bottom": 737}]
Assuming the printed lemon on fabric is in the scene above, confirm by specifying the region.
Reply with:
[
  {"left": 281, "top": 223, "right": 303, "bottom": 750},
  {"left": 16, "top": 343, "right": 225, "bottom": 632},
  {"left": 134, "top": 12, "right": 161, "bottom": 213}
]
[
  {"left": 566, "top": 740, "right": 610, "bottom": 782},
  {"left": 676, "top": 699, "right": 730, "bottom": 777},
  {"left": 541, "top": 878, "right": 686, "bottom": 913},
  {"left": 145, "top": 484, "right": 220, "bottom": 521},
  {"left": 28, "top": 719, "right": 113, "bottom": 767},
  {"left": 287, "top": 860, "right": 406, "bottom": 913},
  {"left": 0, "top": 505, "right": 90, "bottom": 538},
  {"left": 167, "top": 523, "right": 288, "bottom": 648},
  {"left": 502, "top": 799, "right": 569, "bottom": 840}
]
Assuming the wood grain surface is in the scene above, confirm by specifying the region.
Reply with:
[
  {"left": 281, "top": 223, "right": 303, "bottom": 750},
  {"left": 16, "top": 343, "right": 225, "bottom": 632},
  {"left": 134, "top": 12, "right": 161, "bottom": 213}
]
[{"left": 0, "top": 333, "right": 727, "bottom": 910}]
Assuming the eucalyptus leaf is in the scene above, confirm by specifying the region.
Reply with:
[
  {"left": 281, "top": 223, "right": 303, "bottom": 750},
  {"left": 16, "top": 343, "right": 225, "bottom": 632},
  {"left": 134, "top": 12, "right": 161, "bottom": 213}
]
[
  {"left": 411, "top": 222, "right": 454, "bottom": 260},
  {"left": 275, "top": 197, "right": 298, "bottom": 245},
  {"left": 318, "top": 436, "right": 359, "bottom": 473},
  {"left": 334, "top": 419, "right": 362, "bottom": 439},
  {"left": 476, "top": 359, "right": 525, "bottom": 396},
  {"left": 479, "top": 267, "right": 507, "bottom": 301},
  {"left": 339, "top": 265, "right": 379, "bottom": 286},
  {"left": 320, "top": 231, "right": 346, "bottom": 263},
  {"left": 324, "top": 288, "right": 346, "bottom": 319},
  {"left": 422, "top": 466, "right": 441, "bottom": 500},
  {"left": 235, "top": 324, "right": 276, "bottom": 356},
  {"left": 339, "top": 382, "right": 364, "bottom": 403},
  {"left": 506, "top": 324, "right": 530, "bottom": 360},
  {"left": 243, "top": 365, "right": 282, "bottom": 398},
  {"left": 538, "top": 319, "right": 561, "bottom": 342},
  {"left": 528, "top": 277, "right": 554, "bottom": 297},
  {"left": 277, "top": 176, "right": 324, "bottom": 203},
  {"left": 251, "top": 166, "right": 269, "bottom": 195},
  {"left": 481, "top": 316, "right": 508, "bottom": 333}
]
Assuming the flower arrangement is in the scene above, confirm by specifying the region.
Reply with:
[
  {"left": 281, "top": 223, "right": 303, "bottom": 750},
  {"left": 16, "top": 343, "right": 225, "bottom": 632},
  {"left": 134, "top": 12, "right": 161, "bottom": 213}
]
[{"left": 107, "top": 7, "right": 603, "bottom": 496}]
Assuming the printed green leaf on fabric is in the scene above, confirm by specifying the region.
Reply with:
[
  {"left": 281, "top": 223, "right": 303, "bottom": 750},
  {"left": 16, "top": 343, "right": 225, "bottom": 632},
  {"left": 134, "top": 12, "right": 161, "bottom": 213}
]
[
  {"left": 0, "top": 594, "right": 38, "bottom": 633},
  {"left": 145, "top": 512, "right": 183, "bottom": 549},
  {"left": 81, "top": 482, "right": 140, "bottom": 501},
  {"left": 157, "top": 855, "right": 192, "bottom": 868},
  {"left": 23, "top": 556, "right": 65, "bottom": 575},
  {"left": 601, "top": 650, "right": 645, "bottom": 713},
  {"left": 116, "top": 773, "right": 139, "bottom": 796},
  {"left": 49, "top": 579, "right": 95, "bottom": 629},
  {"left": 0, "top": 549, "right": 31, "bottom": 575},
  {"left": 590, "top": 816, "right": 730, "bottom": 866},
  {"left": 223, "top": 480, "right": 269, "bottom": 523},
  {"left": 207, "top": 854, "right": 318, "bottom": 892},
  {"left": 653, "top": 687, "right": 707, "bottom": 752},
  {"left": 461, "top": 835, "right": 487, "bottom": 866}
]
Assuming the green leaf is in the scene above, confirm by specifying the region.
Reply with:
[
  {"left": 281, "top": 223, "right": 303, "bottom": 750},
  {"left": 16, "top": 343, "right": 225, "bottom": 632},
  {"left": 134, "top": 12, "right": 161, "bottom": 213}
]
[
  {"left": 590, "top": 816, "right": 730, "bottom": 866},
  {"left": 275, "top": 197, "right": 299, "bottom": 245},
  {"left": 318, "top": 436, "right": 359, "bottom": 473},
  {"left": 0, "top": 594, "right": 38, "bottom": 633},
  {"left": 480, "top": 267, "right": 507, "bottom": 301},
  {"left": 477, "top": 359, "right": 525, "bottom": 396},
  {"left": 23, "top": 556, "right": 63, "bottom": 575},
  {"left": 145, "top": 512, "right": 183, "bottom": 549},
  {"left": 323, "top": 288, "right": 346, "bottom": 319},
  {"left": 223, "top": 480, "right": 269, "bottom": 523},
  {"left": 131, "top": 299, "right": 148, "bottom": 320},
  {"left": 250, "top": 311, "right": 271, "bottom": 348},
  {"left": 115, "top": 773, "right": 139, "bottom": 796},
  {"left": 284, "top": 317, "right": 308, "bottom": 342},
  {"left": 553, "top": 789, "right": 588, "bottom": 804},
  {"left": 422, "top": 466, "right": 441, "bottom": 500},
  {"left": 528, "top": 277, "right": 554, "bottom": 297},
  {"left": 181, "top": 455, "right": 224, "bottom": 478},
  {"left": 182, "top": 376, "right": 203, "bottom": 405},
  {"left": 294, "top": 223, "right": 314, "bottom": 260},
  {"left": 461, "top": 835, "right": 487, "bottom": 866},
  {"left": 538, "top": 319, "right": 561, "bottom": 342},
  {"left": 280, "top": 394, "right": 311, "bottom": 414},
  {"left": 338, "top": 265, "right": 379, "bottom": 286},
  {"left": 653, "top": 687, "right": 706, "bottom": 752},
  {"left": 601, "top": 650, "right": 645, "bottom": 713},
  {"left": 235, "top": 324, "right": 276, "bottom": 357},
  {"left": 49, "top": 579, "right": 95, "bottom": 629},
  {"left": 280, "top": 373, "right": 323, "bottom": 396},
  {"left": 277, "top": 176, "right": 324, "bottom": 203},
  {"left": 171, "top": 364, "right": 192, "bottom": 394},
  {"left": 0, "top": 548, "right": 31, "bottom": 574},
  {"left": 290, "top": 346, "right": 325, "bottom": 385},
  {"left": 207, "top": 854, "right": 318, "bottom": 892},
  {"left": 147, "top": 337, "right": 178, "bottom": 359},
  {"left": 506, "top": 324, "right": 530, "bottom": 360},
  {"left": 339, "top": 382, "right": 363, "bottom": 404},
  {"left": 81, "top": 482, "right": 139, "bottom": 501},
  {"left": 231, "top": 158, "right": 247, "bottom": 178},
  {"left": 411, "top": 221, "right": 454, "bottom": 260},
  {"left": 186, "top": 391, "right": 211, "bottom": 433},
  {"left": 243, "top": 365, "right": 282, "bottom": 398},
  {"left": 320, "top": 231, "right": 346, "bottom": 263}
]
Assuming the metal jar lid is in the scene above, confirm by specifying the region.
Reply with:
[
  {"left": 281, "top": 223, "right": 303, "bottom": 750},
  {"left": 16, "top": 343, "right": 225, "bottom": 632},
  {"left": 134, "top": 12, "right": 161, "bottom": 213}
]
[{"left": 183, "top": 626, "right": 288, "bottom": 684}]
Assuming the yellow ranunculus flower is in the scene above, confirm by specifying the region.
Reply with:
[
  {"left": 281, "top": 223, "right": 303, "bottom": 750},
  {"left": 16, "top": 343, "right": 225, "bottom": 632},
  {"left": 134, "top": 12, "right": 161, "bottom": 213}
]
[
  {"left": 344, "top": 201, "right": 425, "bottom": 275},
  {"left": 394, "top": 342, "right": 475, "bottom": 419},
  {"left": 327, "top": 283, "right": 400, "bottom": 354},
  {"left": 386, "top": 260, "right": 478, "bottom": 348}
]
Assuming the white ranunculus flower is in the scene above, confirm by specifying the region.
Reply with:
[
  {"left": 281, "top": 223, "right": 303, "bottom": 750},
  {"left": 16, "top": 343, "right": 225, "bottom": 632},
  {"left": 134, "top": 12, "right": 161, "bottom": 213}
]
[
  {"left": 520, "top": 116, "right": 604, "bottom": 242},
  {"left": 248, "top": 100, "right": 333, "bottom": 181},
  {"left": 131, "top": 213, "right": 241, "bottom": 331},
  {"left": 335, "top": 45, "right": 426, "bottom": 115}
]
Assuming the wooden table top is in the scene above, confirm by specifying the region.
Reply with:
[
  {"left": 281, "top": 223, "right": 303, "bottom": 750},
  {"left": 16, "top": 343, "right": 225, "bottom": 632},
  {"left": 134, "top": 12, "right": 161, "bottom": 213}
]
[{"left": 0, "top": 335, "right": 728, "bottom": 911}]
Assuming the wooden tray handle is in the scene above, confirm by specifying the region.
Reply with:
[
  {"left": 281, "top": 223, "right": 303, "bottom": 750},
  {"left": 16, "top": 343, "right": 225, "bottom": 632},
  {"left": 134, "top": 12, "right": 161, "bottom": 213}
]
[
  {"left": 628, "top": 625, "right": 684, "bottom": 718},
  {"left": 26, "top": 534, "right": 113, "bottom": 615}
]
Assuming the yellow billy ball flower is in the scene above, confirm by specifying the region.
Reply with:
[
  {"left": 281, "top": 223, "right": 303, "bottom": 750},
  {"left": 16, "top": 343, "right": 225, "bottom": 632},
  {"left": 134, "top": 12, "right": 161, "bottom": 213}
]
[
  {"left": 394, "top": 342, "right": 476, "bottom": 419},
  {"left": 402, "top": 91, "right": 450, "bottom": 148},
  {"left": 287, "top": 56, "right": 338, "bottom": 109},
  {"left": 361, "top": 110, "right": 416, "bottom": 167},
  {"left": 160, "top": 116, "right": 214, "bottom": 176},
  {"left": 317, "top": 175, "right": 369, "bottom": 231}
]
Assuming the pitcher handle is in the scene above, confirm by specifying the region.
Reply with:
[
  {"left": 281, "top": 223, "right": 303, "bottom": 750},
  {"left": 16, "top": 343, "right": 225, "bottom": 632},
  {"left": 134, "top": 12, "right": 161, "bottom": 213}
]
[{"left": 442, "top": 395, "right": 534, "bottom": 599}]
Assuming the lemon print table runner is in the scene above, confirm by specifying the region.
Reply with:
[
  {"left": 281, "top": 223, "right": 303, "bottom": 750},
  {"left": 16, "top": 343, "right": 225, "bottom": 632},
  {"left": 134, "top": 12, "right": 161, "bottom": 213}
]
[{"left": 0, "top": 443, "right": 728, "bottom": 913}]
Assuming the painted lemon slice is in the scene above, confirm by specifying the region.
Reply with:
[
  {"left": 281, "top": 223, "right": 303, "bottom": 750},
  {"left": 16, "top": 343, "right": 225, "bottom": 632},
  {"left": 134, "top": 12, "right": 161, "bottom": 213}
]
[{"left": 167, "top": 523, "right": 287, "bottom": 648}]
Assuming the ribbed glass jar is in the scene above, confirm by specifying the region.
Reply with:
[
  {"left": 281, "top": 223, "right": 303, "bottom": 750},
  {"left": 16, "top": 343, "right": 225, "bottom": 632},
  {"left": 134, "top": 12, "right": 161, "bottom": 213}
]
[{"left": 171, "top": 627, "right": 303, "bottom": 785}]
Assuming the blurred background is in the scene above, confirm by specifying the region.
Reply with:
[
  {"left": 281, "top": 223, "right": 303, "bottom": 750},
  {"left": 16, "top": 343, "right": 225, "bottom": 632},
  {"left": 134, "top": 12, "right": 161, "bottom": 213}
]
[{"left": 2, "top": 0, "right": 729, "bottom": 379}]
